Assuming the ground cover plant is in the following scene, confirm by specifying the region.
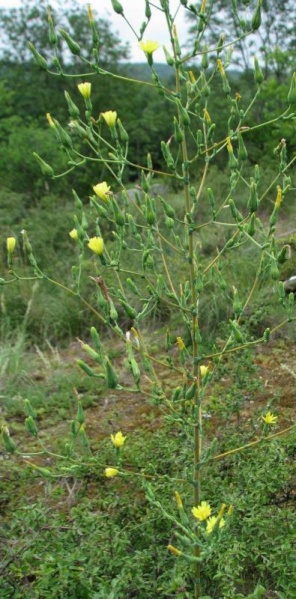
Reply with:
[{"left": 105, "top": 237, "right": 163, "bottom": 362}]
[{"left": 1, "top": 1, "right": 296, "bottom": 597}]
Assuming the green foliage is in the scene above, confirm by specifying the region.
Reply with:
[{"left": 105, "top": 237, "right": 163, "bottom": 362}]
[{"left": 1, "top": 2, "right": 296, "bottom": 599}]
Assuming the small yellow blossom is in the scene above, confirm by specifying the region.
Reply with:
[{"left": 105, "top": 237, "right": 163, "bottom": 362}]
[
  {"left": 217, "top": 58, "right": 225, "bottom": 75},
  {"left": 226, "top": 136, "right": 233, "bottom": 152},
  {"left": 174, "top": 491, "right": 183, "bottom": 509},
  {"left": 275, "top": 186, "right": 282, "bottom": 208},
  {"left": 88, "top": 236, "right": 104, "bottom": 256},
  {"left": 235, "top": 92, "right": 242, "bottom": 101},
  {"left": 93, "top": 181, "right": 111, "bottom": 201},
  {"left": 78, "top": 82, "right": 91, "bottom": 99},
  {"left": 104, "top": 467, "right": 119, "bottom": 478},
  {"left": 176, "top": 336, "right": 185, "bottom": 350},
  {"left": 101, "top": 110, "right": 117, "bottom": 128},
  {"left": 6, "top": 237, "right": 16, "bottom": 254},
  {"left": 111, "top": 431, "right": 126, "bottom": 448},
  {"left": 262, "top": 411, "right": 278, "bottom": 425},
  {"left": 87, "top": 4, "right": 94, "bottom": 22},
  {"left": 203, "top": 108, "right": 211, "bottom": 123},
  {"left": 46, "top": 112, "right": 55, "bottom": 128},
  {"left": 167, "top": 544, "right": 182, "bottom": 556},
  {"left": 200, "top": 364, "right": 209, "bottom": 378},
  {"left": 206, "top": 515, "right": 225, "bottom": 534},
  {"left": 139, "top": 40, "right": 160, "bottom": 55},
  {"left": 192, "top": 500, "right": 212, "bottom": 521},
  {"left": 69, "top": 228, "right": 78, "bottom": 240}
]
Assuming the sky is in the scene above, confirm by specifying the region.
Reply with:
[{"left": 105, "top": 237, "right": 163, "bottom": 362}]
[{"left": 0, "top": 0, "right": 190, "bottom": 62}]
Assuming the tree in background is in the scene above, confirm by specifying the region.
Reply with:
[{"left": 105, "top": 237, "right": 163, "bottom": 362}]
[{"left": 187, "top": 0, "right": 296, "bottom": 75}]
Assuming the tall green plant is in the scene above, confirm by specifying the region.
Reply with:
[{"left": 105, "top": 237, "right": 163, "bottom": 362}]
[{"left": 2, "top": 1, "right": 296, "bottom": 597}]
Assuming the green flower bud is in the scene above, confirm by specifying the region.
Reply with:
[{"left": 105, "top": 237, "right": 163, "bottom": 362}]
[
  {"left": 163, "top": 45, "right": 175, "bottom": 66},
  {"left": 248, "top": 181, "right": 259, "bottom": 213},
  {"left": 230, "top": 320, "right": 243, "bottom": 343},
  {"left": 185, "top": 381, "right": 197, "bottom": 400},
  {"left": 24, "top": 399, "right": 37, "bottom": 420},
  {"left": 76, "top": 401, "right": 85, "bottom": 425},
  {"left": 28, "top": 43, "right": 48, "bottom": 70},
  {"left": 33, "top": 153, "right": 54, "bottom": 176},
  {"left": 2, "top": 426, "right": 16, "bottom": 453},
  {"left": 119, "top": 299, "right": 137, "bottom": 319},
  {"left": 288, "top": 72, "right": 296, "bottom": 105},
  {"left": 64, "top": 91, "right": 80, "bottom": 119},
  {"left": 247, "top": 213, "right": 256, "bottom": 236},
  {"left": 238, "top": 131, "right": 248, "bottom": 161},
  {"left": 254, "top": 56, "right": 264, "bottom": 85},
  {"left": 77, "top": 359, "right": 96, "bottom": 377},
  {"left": 59, "top": 29, "right": 81, "bottom": 55},
  {"left": 117, "top": 118, "right": 129, "bottom": 142},
  {"left": 229, "top": 198, "right": 243, "bottom": 222},
  {"left": 251, "top": 0, "right": 262, "bottom": 31},
  {"left": 201, "top": 44, "right": 209, "bottom": 69},
  {"left": 104, "top": 357, "right": 119, "bottom": 388},
  {"left": 111, "top": 0, "right": 124, "bottom": 14},
  {"left": 25, "top": 416, "right": 38, "bottom": 437}
]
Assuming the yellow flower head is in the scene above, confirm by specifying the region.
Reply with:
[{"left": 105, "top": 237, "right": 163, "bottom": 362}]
[
  {"left": 176, "top": 336, "right": 185, "bottom": 351},
  {"left": 192, "top": 500, "right": 212, "bottom": 521},
  {"left": 217, "top": 58, "right": 225, "bottom": 76},
  {"left": 200, "top": 364, "right": 209, "bottom": 378},
  {"left": 262, "top": 411, "right": 278, "bottom": 425},
  {"left": 93, "top": 181, "right": 111, "bottom": 201},
  {"left": 69, "top": 228, "right": 78, "bottom": 240},
  {"left": 111, "top": 431, "right": 126, "bottom": 448},
  {"left": 101, "top": 110, "right": 117, "bottom": 128},
  {"left": 139, "top": 40, "right": 160, "bottom": 55},
  {"left": 275, "top": 186, "right": 282, "bottom": 208},
  {"left": 104, "top": 467, "right": 119, "bottom": 478},
  {"left": 226, "top": 136, "right": 233, "bottom": 152},
  {"left": 203, "top": 108, "right": 211, "bottom": 123},
  {"left": 167, "top": 544, "right": 182, "bottom": 556},
  {"left": 46, "top": 112, "right": 55, "bottom": 128},
  {"left": 206, "top": 515, "right": 225, "bottom": 534},
  {"left": 6, "top": 237, "right": 16, "bottom": 254},
  {"left": 88, "top": 236, "right": 104, "bottom": 256},
  {"left": 78, "top": 82, "right": 91, "bottom": 99},
  {"left": 174, "top": 491, "right": 183, "bottom": 509}
]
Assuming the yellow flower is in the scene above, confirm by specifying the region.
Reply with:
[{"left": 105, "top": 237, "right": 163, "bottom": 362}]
[
  {"left": 111, "top": 431, "right": 126, "bottom": 448},
  {"left": 78, "top": 82, "right": 91, "bottom": 99},
  {"left": 200, "top": 364, "right": 209, "bottom": 378},
  {"left": 275, "top": 186, "right": 282, "bottom": 208},
  {"left": 87, "top": 236, "right": 104, "bottom": 256},
  {"left": 203, "top": 108, "right": 211, "bottom": 123},
  {"left": 139, "top": 40, "right": 160, "bottom": 55},
  {"left": 6, "top": 237, "right": 16, "bottom": 254},
  {"left": 192, "top": 500, "right": 212, "bottom": 521},
  {"left": 101, "top": 110, "right": 117, "bottom": 128},
  {"left": 104, "top": 467, "right": 119, "bottom": 478},
  {"left": 174, "top": 491, "right": 183, "bottom": 509},
  {"left": 167, "top": 544, "right": 182, "bottom": 556},
  {"left": 262, "top": 411, "right": 278, "bottom": 425},
  {"left": 217, "top": 58, "right": 225, "bottom": 75},
  {"left": 176, "top": 336, "right": 185, "bottom": 350},
  {"left": 46, "top": 112, "right": 55, "bottom": 128},
  {"left": 206, "top": 515, "right": 225, "bottom": 534},
  {"left": 69, "top": 228, "right": 78, "bottom": 240},
  {"left": 93, "top": 181, "right": 111, "bottom": 201}
]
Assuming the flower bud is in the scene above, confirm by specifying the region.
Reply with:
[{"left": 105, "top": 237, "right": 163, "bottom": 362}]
[
  {"left": 7, "top": 237, "right": 16, "bottom": 254},
  {"left": 111, "top": 0, "right": 124, "bottom": 14},
  {"left": 251, "top": 0, "right": 262, "bottom": 31},
  {"left": 104, "top": 357, "right": 119, "bottom": 389},
  {"left": 288, "top": 72, "right": 296, "bottom": 105},
  {"left": 33, "top": 153, "right": 54, "bottom": 176},
  {"left": 254, "top": 56, "right": 264, "bottom": 85},
  {"left": 59, "top": 29, "right": 81, "bottom": 55},
  {"left": 28, "top": 43, "right": 48, "bottom": 70}
]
